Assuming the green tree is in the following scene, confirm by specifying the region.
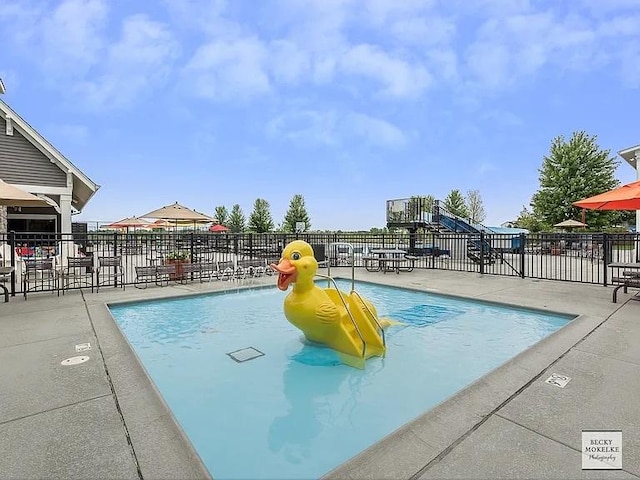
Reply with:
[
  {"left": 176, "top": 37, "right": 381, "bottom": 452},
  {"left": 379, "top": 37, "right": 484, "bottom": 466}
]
[
  {"left": 227, "top": 204, "right": 246, "bottom": 233},
  {"left": 443, "top": 189, "right": 469, "bottom": 218},
  {"left": 283, "top": 194, "right": 311, "bottom": 232},
  {"left": 214, "top": 206, "right": 229, "bottom": 225},
  {"left": 531, "top": 131, "right": 620, "bottom": 230},
  {"left": 514, "top": 206, "right": 545, "bottom": 232},
  {"left": 466, "top": 190, "right": 486, "bottom": 224},
  {"left": 248, "top": 198, "right": 274, "bottom": 233}
]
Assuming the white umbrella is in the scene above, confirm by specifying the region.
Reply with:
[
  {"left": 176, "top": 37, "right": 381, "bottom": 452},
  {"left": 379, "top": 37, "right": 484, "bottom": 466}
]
[
  {"left": 141, "top": 202, "right": 215, "bottom": 223},
  {"left": 554, "top": 219, "right": 587, "bottom": 228}
]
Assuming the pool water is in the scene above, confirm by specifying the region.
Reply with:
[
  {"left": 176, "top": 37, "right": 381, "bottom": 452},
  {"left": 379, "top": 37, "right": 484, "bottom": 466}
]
[{"left": 109, "top": 280, "right": 572, "bottom": 479}]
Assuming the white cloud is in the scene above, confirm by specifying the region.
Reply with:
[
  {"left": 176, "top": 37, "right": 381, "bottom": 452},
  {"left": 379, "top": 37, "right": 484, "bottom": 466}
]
[
  {"left": 340, "top": 44, "right": 432, "bottom": 97},
  {"left": 267, "top": 109, "right": 406, "bottom": 148},
  {"left": 465, "top": 11, "right": 600, "bottom": 88},
  {"left": 346, "top": 113, "right": 407, "bottom": 147},
  {"left": 269, "top": 40, "right": 311, "bottom": 85},
  {"left": 162, "top": 0, "right": 233, "bottom": 35},
  {"left": 76, "top": 15, "right": 180, "bottom": 108},
  {"left": 271, "top": 0, "right": 351, "bottom": 83},
  {"left": 267, "top": 110, "right": 338, "bottom": 145},
  {"left": 579, "top": 0, "right": 640, "bottom": 14},
  {"left": 39, "top": 0, "right": 108, "bottom": 74},
  {"left": 389, "top": 15, "right": 456, "bottom": 46},
  {"left": 0, "top": 1, "right": 179, "bottom": 109},
  {"left": 363, "top": 0, "right": 436, "bottom": 25},
  {"left": 426, "top": 48, "right": 458, "bottom": 81},
  {"left": 599, "top": 14, "right": 640, "bottom": 36},
  {"left": 184, "top": 36, "right": 270, "bottom": 100}
]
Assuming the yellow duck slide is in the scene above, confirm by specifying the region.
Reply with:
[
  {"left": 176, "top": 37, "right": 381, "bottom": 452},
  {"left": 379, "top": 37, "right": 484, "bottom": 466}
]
[{"left": 271, "top": 240, "right": 392, "bottom": 369}]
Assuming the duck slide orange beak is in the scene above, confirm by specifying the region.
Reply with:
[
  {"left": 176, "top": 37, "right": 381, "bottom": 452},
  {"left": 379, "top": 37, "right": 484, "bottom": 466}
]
[{"left": 270, "top": 259, "right": 297, "bottom": 291}]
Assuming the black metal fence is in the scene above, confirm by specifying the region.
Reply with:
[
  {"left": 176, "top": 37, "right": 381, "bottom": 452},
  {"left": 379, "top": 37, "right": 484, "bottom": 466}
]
[{"left": 1, "top": 230, "right": 638, "bottom": 298}]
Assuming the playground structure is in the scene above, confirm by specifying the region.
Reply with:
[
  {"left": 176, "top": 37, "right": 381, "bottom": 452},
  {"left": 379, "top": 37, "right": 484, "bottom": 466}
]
[{"left": 386, "top": 197, "right": 526, "bottom": 268}]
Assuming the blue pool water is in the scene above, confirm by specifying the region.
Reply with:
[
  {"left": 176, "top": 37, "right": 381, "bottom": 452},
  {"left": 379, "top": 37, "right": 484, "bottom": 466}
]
[{"left": 109, "top": 281, "right": 572, "bottom": 479}]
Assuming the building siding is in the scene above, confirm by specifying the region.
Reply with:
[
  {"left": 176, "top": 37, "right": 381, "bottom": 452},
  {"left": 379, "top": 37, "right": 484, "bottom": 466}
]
[{"left": 0, "top": 117, "right": 67, "bottom": 187}]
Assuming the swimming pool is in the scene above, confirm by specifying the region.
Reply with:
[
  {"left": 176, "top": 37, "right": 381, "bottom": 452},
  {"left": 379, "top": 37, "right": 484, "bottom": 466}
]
[{"left": 109, "top": 280, "right": 572, "bottom": 479}]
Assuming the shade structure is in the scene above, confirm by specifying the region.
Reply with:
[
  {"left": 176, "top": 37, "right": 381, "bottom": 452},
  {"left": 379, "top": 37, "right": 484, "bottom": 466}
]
[
  {"left": 107, "top": 216, "right": 151, "bottom": 229},
  {"left": 141, "top": 202, "right": 215, "bottom": 223},
  {"left": 554, "top": 219, "right": 587, "bottom": 228},
  {"left": 0, "top": 179, "right": 50, "bottom": 207},
  {"left": 573, "top": 180, "right": 640, "bottom": 210},
  {"left": 209, "top": 224, "right": 229, "bottom": 232}
]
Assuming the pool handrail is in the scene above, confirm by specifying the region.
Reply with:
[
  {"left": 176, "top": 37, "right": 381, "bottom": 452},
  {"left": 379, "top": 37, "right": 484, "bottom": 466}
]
[{"left": 315, "top": 272, "right": 366, "bottom": 359}]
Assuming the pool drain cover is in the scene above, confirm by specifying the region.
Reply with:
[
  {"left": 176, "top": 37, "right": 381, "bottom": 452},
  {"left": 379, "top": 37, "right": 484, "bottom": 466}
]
[
  {"left": 61, "top": 356, "right": 90, "bottom": 366},
  {"left": 227, "top": 347, "right": 264, "bottom": 363}
]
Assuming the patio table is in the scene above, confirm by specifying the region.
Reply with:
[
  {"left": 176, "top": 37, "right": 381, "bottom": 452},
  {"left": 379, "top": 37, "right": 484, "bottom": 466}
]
[
  {"left": 609, "top": 262, "right": 640, "bottom": 302},
  {"left": 366, "top": 249, "right": 413, "bottom": 274}
]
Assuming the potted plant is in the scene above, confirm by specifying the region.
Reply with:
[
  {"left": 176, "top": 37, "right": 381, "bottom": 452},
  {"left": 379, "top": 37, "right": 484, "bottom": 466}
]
[{"left": 164, "top": 250, "right": 191, "bottom": 280}]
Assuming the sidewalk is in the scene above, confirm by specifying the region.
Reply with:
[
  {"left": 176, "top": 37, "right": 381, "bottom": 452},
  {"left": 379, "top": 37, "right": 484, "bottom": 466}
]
[{"left": 0, "top": 271, "right": 638, "bottom": 479}]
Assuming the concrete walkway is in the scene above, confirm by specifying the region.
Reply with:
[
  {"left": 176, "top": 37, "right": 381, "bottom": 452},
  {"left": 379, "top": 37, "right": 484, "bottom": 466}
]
[{"left": 0, "top": 270, "right": 638, "bottom": 479}]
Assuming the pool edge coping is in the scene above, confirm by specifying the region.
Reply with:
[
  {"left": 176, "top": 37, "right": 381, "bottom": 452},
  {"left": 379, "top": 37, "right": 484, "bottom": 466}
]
[
  {"left": 321, "top": 312, "right": 612, "bottom": 479},
  {"left": 88, "top": 301, "right": 213, "bottom": 480},
  {"left": 91, "top": 275, "right": 605, "bottom": 480}
]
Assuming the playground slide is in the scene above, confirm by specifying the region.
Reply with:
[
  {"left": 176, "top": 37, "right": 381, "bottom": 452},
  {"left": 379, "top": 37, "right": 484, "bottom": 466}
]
[{"left": 323, "top": 288, "right": 386, "bottom": 368}]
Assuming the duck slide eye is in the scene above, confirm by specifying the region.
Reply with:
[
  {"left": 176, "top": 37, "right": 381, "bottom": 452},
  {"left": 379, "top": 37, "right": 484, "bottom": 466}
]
[{"left": 292, "top": 252, "right": 301, "bottom": 260}]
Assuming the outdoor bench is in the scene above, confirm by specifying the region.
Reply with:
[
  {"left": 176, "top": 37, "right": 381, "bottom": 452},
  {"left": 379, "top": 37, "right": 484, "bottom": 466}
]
[
  {"left": 611, "top": 275, "right": 640, "bottom": 303},
  {"left": 179, "top": 263, "right": 203, "bottom": 284},
  {"left": 134, "top": 265, "right": 177, "bottom": 288}
]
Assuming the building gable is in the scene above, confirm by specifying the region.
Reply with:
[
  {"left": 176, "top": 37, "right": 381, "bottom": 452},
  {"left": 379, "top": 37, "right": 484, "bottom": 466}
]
[{"left": 0, "top": 116, "right": 68, "bottom": 187}]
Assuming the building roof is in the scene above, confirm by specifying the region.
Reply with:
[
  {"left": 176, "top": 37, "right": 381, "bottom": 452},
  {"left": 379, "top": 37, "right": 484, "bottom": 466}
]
[
  {"left": 0, "top": 99, "right": 99, "bottom": 211},
  {"left": 618, "top": 144, "right": 640, "bottom": 170}
]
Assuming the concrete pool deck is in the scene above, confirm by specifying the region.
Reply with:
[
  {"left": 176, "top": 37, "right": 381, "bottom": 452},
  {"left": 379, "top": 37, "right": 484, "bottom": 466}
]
[{"left": 0, "top": 269, "right": 638, "bottom": 479}]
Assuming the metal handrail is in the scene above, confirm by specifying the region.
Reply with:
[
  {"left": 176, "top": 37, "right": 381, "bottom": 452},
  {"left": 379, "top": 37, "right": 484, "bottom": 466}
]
[
  {"left": 350, "top": 290, "right": 386, "bottom": 348},
  {"left": 327, "top": 242, "right": 355, "bottom": 291},
  {"left": 315, "top": 273, "right": 366, "bottom": 359}
]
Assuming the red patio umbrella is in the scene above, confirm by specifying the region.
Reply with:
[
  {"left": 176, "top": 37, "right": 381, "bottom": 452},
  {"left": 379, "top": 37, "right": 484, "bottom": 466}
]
[
  {"left": 573, "top": 180, "right": 640, "bottom": 210},
  {"left": 209, "top": 224, "right": 229, "bottom": 232}
]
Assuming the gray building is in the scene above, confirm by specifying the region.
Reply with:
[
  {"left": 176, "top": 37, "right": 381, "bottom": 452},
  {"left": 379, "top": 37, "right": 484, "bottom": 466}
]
[{"left": 0, "top": 99, "right": 99, "bottom": 234}]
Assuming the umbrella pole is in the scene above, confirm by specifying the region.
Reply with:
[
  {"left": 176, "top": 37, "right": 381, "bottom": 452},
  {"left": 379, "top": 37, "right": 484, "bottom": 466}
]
[{"left": 582, "top": 209, "right": 586, "bottom": 230}]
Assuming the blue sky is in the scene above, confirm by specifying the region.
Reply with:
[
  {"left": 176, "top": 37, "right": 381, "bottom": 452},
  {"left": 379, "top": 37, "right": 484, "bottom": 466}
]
[{"left": 1, "top": 0, "right": 639, "bottom": 230}]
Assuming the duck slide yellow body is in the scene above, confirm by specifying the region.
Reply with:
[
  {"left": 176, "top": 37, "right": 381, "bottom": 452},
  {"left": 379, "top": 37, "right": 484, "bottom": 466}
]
[{"left": 271, "top": 240, "right": 391, "bottom": 368}]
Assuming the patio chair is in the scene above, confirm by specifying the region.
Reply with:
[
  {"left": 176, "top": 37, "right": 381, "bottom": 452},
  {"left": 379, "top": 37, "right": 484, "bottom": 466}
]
[
  {"left": 60, "top": 256, "right": 95, "bottom": 295},
  {"left": 217, "top": 261, "right": 234, "bottom": 281},
  {"left": 23, "top": 257, "right": 58, "bottom": 300},
  {"left": 97, "top": 256, "right": 125, "bottom": 292}
]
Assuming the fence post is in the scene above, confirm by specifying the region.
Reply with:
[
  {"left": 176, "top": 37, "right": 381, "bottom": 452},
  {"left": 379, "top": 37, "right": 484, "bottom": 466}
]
[
  {"left": 190, "top": 232, "right": 195, "bottom": 263},
  {"left": 603, "top": 233, "right": 609, "bottom": 286},
  {"left": 479, "top": 231, "right": 485, "bottom": 275},
  {"left": 9, "top": 230, "right": 16, "bottom": 296},
  {"left": 519, "top": 233, "right": 525, "bottom": 278},
  {"left": 113, "top": 232, "right": 118, "bottom": 259}
]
